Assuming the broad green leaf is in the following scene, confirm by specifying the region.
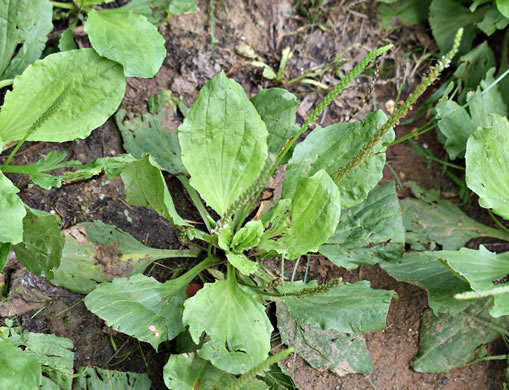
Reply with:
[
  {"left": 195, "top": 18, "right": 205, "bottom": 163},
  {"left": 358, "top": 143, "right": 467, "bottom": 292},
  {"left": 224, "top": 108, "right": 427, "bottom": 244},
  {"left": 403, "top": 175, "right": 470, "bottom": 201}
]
[
  {"left": 51, "top": 221, "right": 199, "bottom": 294},
  {"left": 283, "top": 280, "right": 394, "bottom": 333},
  {"left": 282, "top": 110, "right": 393, "bottom": 208},
  {"left": 74, "top": 367, "right": 151, "bottom": 390},
  {"left": 226, "top": 252, "right": 258, "bottom": 275},
  {"left": 7, "top": 332, "right": 74, "bottom": 390},
  {"left": 121, "top": 154, "right": 188, "bottom": 226},
  {"left": 0, "top": 243, "right": 10, "bottom": 272},
  {"left": 477, "top": 5, "right": 509, "bottom": 35},
  {"left": 0, "top": 0, "right": 53, "bottom": 80},
  {"left": 85, "top": 9, "right": 166, "bottom": 78},
  {"left": 381, "top": 252, "right": 471, "bottom": 316},
  {"left": 231, "top": 220, "right": 264, "bottom": 252},
  {"left": 412, "top": 300, "right": 509, "bottom": 372},
  {"left": 319, "top": 181, "right": 404, "bottom": 269},
  {"left": 13, "top": 208, "right": 64, "bottom": 279},
  {"left": 277, "top": 303, "right": 372, "bottom": 376},
  {"left": 0, "top": 49, "right": 125, "bottom": 143},
  {"left": 163, "top": 353, "right": 236, "bottom": 389},
  {"left": 85, "top": 274, "right": 187, "bottom": 350},
  {"left": 115, "top": 92, "right": 185, "bottom": 174},
  {"left": 401, "top": 181, "right": 509, "bottom": 251},
  {"left": 0, "top": 338, "right": 41, "bottom": 389},
  {"left": 439, "top": 246, "right": 509, "bottom": 317},
  {"left": 282, "top": 170, "right": 341, "bottom": 259},
  {"left": 466, "top": 115, "right": 509, "bottom": 219},
  {"left": 377, "top": 0, "right": 431, "bottom": 30},
  {"left": 178, "top": 72, "right": 268, "bottom": 215},
  {"left": 429, "top": 0, "right": 484, "bottom": 54},
  {"left": 262, "top": 363, "right": 297, "bottom": 390},
  {"left": 183, "top": 278, "right": 273, "bottom": 374},
  {"left": 453, "top": 42, "right": 496, "bottom": 103},
  {"left": 168, "top": 0, "right": 197, "bottom": 14},
  {"left": 2, "top": 151, "right": 81, "bottom": 190},
  {"left": 497, "top": 0, "right": 509, "bottom": 18},
  {"left": 435, "top": 83, "right": 477, "bottom": 160},
  {"left": 250, "top": 88, "right": 299, "bottom": 157},
  {"left": 0, "top": 172, "right": 26, "bottom": 244},
  {"left": 466, "top": 68, "right": 507, "bottom": 128}
]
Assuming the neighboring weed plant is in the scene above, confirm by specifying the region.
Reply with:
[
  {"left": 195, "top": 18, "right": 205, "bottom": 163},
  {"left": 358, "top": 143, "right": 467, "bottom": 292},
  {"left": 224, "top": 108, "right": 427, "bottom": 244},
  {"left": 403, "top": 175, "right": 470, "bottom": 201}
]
[{"left": 79, "top": 31, "right": 464, "bottom": 387}]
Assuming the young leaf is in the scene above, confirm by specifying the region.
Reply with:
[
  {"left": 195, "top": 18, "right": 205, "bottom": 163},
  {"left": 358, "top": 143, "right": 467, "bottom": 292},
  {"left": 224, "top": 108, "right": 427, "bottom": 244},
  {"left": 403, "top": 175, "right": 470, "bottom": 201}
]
[
  {"left": 277, "top": 303, "right": 372, "bottom": 376},
  {"left": 466, "top": 115, "right": 509, "bottom": 219},
  {"left": 231, "top": 220, "right": 264, "bottom": 252},
  {"left": 401, "top": 181, "right": 509, "bottom": 250},
  {"left": 85, "top": 9, "right": 166, "bottom": 78},
  {"left": 250, "top": 88, "right": 299, "bottom": 158},
  {"left": 58, "top": 29, "right": 77, "bottom": 52},
  {"left": 412, "top": 300, "right": 509, "bottom": 372},
  {"left": 282, "top": 170, "right": 341, "bottom": 259},
  {"left": 62, "top": 154, "right": 137, "bottom": 182},
  {"left": 121, "top": 154, "right": 188, "bottom": 226},
  {"left": 7, "top": 332, "right": 74, "bottom": 390},
  {"left": 163, "top": 353, "right": 236, "bottom": 389},
  {"left": 0, "top": 339, "right": 41, "bottom": 389},
  {"left": 435, "top": 83, "right": 477, "bottom": 160},
  {"left": 0, "top": 172, "right": 26, "bottom": 244},
  {"left": 85, "top": 274, "right": 187, "bottom": 350},
  {"left": 183, "top": 278, "right": 273, "bottom": 374},
  {"left": 75, "top": 367, "right": 151, "bottom": 390},
  {"left": 381, "top": 251, "right": 471, "bottom": 316},
  {"left": 226, "top": 252, "right": 258, "bottom": 275},
  {"left": 50, "top": 221, "right": 199, "bottom": 294},
  {"left": 1, "top": 150, "right": 81, "bottom": 190},
  {"left": 0, "top": 0, "right": 53, "bottom": 80},
  {"left": 319, "top": 181, "right": 405, "bottom": 269},
  {"left": 178, "top": 72, "right": 268, "bottom": 215},
  {"left": 0, "top": 49, "right": 126, "bottom": 143},
  {"left": 13, "top": 208, "right": 64, "bottom": 279},
  {"left": 282, "top": 110, "right": 393, "bottom": 208},
  {"left": 283, "top": 280, "right": 394, "bottom": 333}
]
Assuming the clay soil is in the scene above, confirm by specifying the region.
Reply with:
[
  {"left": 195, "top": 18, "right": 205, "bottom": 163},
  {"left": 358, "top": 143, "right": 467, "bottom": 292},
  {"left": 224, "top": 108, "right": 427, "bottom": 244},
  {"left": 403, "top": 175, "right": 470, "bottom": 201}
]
[{"left": 1, "top": 0, "right": 509, "bottom": 389}]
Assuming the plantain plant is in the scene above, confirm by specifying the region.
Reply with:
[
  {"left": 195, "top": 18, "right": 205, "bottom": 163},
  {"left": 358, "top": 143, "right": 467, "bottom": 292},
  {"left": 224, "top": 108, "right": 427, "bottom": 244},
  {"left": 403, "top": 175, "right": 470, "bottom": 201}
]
[{"left": 76, "top": 30, "right": 465, "bottom": 387}]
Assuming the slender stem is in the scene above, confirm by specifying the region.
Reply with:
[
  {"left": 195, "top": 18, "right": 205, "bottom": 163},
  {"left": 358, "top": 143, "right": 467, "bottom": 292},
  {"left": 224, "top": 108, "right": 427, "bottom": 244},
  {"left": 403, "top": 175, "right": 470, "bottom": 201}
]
[
  {"left": 1, "top": 135, "right": 29, "bottom": 168},
  {"left": 51, "top": 1, "right": 75, "bottom": 9},
  {"left": 227, "top": 348, "right": 294, "bottom": 390},
  {"left": 178, "top": 176, "right": 212, "bottom": 233},
  {"left": 488, "top": 209, "right": 509, "bottom": 236}
]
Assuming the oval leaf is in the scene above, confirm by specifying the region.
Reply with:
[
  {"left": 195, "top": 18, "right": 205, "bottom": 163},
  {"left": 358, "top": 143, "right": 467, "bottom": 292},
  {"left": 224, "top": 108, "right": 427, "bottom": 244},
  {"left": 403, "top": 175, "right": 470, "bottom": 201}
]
[
  {"left": 85, "top": 9, "right": 166, "bottom": 78},
  {"left": 0, "top": 49, "right": 125, "bottom": 142},
  {"left": 282, "top": 110, "right": 392, "bottom": 208},
  {"left": 178, "top": 72, "right": 268, "bottom": 215},
  {"left": 285, "top": 170, "right": 341, "bottom": 259},
  {"left": 466, "top": 115, "right": 509, "bottom": 219},
  {"left": 183, "top": 278, "right": 273, "bottom": 374}
]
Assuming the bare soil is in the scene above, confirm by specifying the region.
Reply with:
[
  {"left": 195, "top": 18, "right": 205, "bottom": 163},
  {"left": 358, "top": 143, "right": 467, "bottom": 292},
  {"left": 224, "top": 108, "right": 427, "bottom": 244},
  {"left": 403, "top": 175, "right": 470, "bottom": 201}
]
[{"left": 1, "top": 1, "right": 508, "bottom": 389}]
